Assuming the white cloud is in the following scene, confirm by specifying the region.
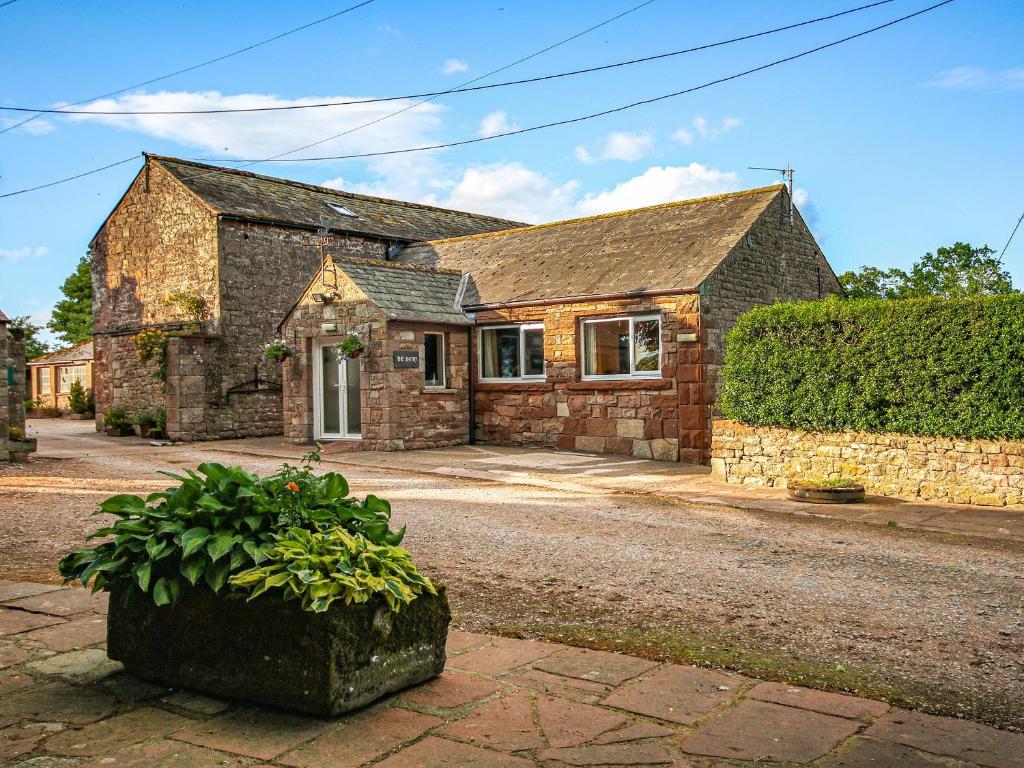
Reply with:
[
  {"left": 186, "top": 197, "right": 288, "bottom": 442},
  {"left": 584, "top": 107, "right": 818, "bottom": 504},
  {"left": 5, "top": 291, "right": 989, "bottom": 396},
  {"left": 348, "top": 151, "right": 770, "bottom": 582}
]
[
  {"left": 575, "top": 130, "right": 654, "bottom": 164},
  {"left": 442, "top": 162, "right": 579, "bottom": 222},
  {"left": 577, "top": 164, "right": 739, "bottom": 216},
  {"left": 1, "top": 117, "right": 56, "bottom": 135},
  {"left": 478, "top": 111, "right": 516, "bottom": 138},
  {"left": 0, "top": 246, "right": 47, "bottom": 263},
  {"left": 670, "top": 127, "right": 693, "bottom": 145},
  {"left": 441, "top": 58, "right": 468, "bottom": 75},
  {"left": 676, "top": 116, "right": 741, "bottom": 144},
  {"left": 927, "top": 66, "right": 1024, "bottom": 91},
  {"left": 65, "top": 90, "right": 444, "bottom": 161}
]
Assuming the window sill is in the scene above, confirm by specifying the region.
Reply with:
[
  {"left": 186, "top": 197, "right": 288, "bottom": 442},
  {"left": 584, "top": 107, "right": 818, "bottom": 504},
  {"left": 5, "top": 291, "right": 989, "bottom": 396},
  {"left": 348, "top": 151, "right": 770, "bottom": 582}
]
[
  {"left": 422, "top": 387, "right": 460, "bottom": 394},
  {"left": 567, "top": 379, "right": 673, "bottom": 391}
]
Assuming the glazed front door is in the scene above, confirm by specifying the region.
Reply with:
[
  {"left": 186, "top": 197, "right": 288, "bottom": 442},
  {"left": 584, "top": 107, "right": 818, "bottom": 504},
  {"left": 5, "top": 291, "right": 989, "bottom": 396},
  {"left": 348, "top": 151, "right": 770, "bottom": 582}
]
[{"left": 314, "top": 340, "right": 361, "bottom": 440}]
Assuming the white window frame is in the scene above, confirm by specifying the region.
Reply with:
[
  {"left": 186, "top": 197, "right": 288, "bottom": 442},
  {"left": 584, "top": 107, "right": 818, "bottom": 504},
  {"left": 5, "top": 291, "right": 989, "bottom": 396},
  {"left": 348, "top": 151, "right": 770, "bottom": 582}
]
[
  {"left": 423, "top": 331, "right": 447, "bottom": 389},
  {"left": 478, "top": 323, "right": 546, "bottom": 382},
  {"left": 580, "top": 314, "right": 662, "bottom": 381},
  {"left": 38, "top": 367, "right": 51, "bottom": 396},
  {"left": 58, "top": 365, "right": 87, "bottom": 394}
]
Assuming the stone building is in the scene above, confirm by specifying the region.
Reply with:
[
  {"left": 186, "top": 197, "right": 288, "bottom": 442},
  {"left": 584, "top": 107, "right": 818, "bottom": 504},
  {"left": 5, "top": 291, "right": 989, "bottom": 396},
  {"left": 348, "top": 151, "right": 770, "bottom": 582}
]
[
  {"left": 90, "top": 155, "right": 520, "bottom": 441},
  {"left": 94, "top": 156, "right": 838, "bottom": 462},
  {"left": 28, "top": 340, "right": 93, "bottom": 412}
]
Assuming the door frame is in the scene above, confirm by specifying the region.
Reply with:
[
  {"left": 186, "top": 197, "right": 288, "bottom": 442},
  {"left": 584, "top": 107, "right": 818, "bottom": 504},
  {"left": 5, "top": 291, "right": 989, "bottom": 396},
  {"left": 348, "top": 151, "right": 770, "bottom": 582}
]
[{"left": 312, "top": 337, "right": 362, "bottom": 441}]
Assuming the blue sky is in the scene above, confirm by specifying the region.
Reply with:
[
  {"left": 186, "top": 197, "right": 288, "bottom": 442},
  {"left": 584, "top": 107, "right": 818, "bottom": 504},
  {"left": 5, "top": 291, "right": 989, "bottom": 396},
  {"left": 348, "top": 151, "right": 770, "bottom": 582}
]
[{"left": 1, "top": 0, "right": 1021, "bottom": 346}]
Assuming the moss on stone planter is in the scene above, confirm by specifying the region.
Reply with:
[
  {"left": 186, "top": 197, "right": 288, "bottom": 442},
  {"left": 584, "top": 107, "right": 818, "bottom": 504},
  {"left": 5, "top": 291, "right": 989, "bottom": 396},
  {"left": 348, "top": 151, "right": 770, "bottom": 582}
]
[{"left": 106, "top": 580, "right": 450, "bottom": 716}]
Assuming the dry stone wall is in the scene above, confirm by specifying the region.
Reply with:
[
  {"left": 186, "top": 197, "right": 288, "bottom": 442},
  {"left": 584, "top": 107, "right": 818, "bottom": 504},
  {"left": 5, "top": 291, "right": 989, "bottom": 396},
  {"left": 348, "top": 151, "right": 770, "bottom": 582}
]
[{"left": 711, "top": 420, "right": 1024, "bottom": 507}]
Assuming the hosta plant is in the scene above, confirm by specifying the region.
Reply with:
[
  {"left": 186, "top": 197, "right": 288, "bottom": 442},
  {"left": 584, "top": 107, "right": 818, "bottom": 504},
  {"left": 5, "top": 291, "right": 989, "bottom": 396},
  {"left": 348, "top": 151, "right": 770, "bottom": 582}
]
[
  {"left": 58, "top": 447, "right": 411, "bottom": 610},
  {"left": 229, "top": 526, "right": 435, "bottom": 613}
]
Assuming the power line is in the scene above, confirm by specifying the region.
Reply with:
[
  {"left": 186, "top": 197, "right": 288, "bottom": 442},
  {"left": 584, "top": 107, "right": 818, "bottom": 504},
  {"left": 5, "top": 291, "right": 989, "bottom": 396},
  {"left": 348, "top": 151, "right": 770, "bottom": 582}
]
[
  {"left": 200, "top": 0, "right": 956, "bottom": 165},
  {"left": 1, "top": 0, "right": 954, "bottom": 199},
  {"left": 998, "top": 211, "right": 1023, "bottom": 263},
  {"left": 0, "top": 155, "right": 140, "bottom": 198},
  {"left": 0, "top": 0, "right": 24, "bottom": 8},
  {"left": 0, "top": 0, "right": 378, "bottom": 136},
  {"left": 1, "top": 0, "right": 896, "bottom": 117}
]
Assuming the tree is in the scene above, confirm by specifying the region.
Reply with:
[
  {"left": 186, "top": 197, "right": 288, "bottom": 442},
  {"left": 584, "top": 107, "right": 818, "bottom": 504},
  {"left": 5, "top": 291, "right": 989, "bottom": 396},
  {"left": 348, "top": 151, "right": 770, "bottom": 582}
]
[
  {"left": 838, "top": 242, "right": 1014, "bottom": 299},
  {"left": 49, "top": 254, "right": 93, "bottom": 345},
  {"left": 10, "top": 316, "right": 50, "bottom": 360}
]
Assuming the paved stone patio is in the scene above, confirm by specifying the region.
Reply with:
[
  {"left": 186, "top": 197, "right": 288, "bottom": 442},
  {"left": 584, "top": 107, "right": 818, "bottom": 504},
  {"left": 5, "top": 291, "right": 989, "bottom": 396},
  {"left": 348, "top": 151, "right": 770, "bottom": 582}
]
[{"left": 2, "top": 581, "right": 1022, "bottom": 767}]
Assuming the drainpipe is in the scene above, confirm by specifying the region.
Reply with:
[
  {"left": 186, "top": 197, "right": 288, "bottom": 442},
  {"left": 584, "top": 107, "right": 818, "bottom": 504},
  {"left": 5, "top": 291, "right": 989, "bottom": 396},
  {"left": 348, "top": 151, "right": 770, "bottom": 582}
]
[
  {"left": 696, "top": 307, "right": 708, "bottom": 464},
  {"left": 467, "top": 326, "right": 476, "bottom": 445}
]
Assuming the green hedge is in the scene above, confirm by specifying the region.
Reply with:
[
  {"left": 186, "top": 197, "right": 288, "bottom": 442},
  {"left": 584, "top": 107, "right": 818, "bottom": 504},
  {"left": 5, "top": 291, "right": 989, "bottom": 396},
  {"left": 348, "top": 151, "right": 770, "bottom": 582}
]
[{"left": 719, "top": 295, "right": 1024, "bottom": 439}]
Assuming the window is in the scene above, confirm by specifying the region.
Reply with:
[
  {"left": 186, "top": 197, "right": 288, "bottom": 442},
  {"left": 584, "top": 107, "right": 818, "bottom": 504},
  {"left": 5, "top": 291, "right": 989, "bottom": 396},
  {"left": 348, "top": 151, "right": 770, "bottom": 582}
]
[
  {"left": 581, "top": 314, "right": 661, "bottom": 379},
  {"left": 479, "top": 324, "right": 545, "bottom": 381},
  {"left": 38, "top": 368, "right": 51, "bottom": 396},
  {"left": 325, "top": 202, "right": 359, "bottom": 218},
  {"left": 424, "top": 332, "right": 446, "bottom": 388},
  {"left": 58, "top": 365, "right": 87, "bottom": 394}
]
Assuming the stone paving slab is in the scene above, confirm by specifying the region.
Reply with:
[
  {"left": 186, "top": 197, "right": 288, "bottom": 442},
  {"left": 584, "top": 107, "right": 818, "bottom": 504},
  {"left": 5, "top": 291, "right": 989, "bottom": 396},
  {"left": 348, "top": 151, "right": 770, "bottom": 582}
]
[{"left": 0, "top": 581, "right": 1019, "bottom": 768}]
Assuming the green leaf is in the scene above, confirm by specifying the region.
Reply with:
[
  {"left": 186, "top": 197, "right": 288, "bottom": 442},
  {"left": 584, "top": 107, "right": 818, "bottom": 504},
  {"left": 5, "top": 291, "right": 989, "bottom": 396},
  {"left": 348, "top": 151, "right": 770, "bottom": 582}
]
[
  {"left": 229, "top": 547, "right": 249, "bottom": 570},
  {"left": 196, "top": 494, "right": 230, "bottom": 512},
  {"left": 206, "top": 532, "right": 236, "bottom": 562},
  {"left": 323, "top": 473, "right": 349, "bottom": 499},
  {"left": 98, "top": 494, "right": 146, "bottom": 516},
  {"left": 133, "top": 561, "right": 152, "bottom": 592},
  {"left": 180, "top": 557, "right": 206, "bottom": 586},
  {"left": 145, "top": 536, "right": 168, "bottom": 561},
  {"left": 204, "top": 559, "right": 231, "bottom": 592},
  {"left": 180, "top": 527, "right": 211, "bottom": 558},
  {"left": 153, "top": 577, "right": 173, "bottom": 606}
]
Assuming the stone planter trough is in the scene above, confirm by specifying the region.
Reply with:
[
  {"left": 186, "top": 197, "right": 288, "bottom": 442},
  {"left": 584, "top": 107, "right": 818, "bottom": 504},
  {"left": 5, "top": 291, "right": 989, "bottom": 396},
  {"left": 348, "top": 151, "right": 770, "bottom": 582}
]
[
  {"left": 68, "top": 412, "right": 95, "bottom": 420},
  {"left": 27, "top": 408, "right": 60, "bottom": 419},
  {"left": 105, "top": 426, "right": 134, "bottom": 437},
  {"left": 9, "top": 438, "right": 37, "bottom": 462},
  {"left": 107, "top": 581, "right": 450, "bottom": 716}
]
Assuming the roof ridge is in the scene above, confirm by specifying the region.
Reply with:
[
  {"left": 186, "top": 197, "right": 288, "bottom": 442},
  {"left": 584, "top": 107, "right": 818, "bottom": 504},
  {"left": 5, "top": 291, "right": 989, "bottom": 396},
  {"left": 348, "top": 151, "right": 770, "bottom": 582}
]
[
  {"left": 334, "top": 254, "right": 464, "bottom": 277},
  {"left": 147, "top": 154, "right": 526, "bottom": 227},
  {"left": 28, "top": 338, "right": 92, "bottom": 364},
  {"left": 408, "top": 185, "right": 785, "bottom": 248}
]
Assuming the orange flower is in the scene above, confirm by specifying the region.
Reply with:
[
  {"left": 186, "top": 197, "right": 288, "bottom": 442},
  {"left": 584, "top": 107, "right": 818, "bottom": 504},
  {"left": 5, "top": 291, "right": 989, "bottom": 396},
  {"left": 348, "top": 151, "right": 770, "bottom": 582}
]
[{"left": 286, "top": 481, "right": 300, "bottom": 493}]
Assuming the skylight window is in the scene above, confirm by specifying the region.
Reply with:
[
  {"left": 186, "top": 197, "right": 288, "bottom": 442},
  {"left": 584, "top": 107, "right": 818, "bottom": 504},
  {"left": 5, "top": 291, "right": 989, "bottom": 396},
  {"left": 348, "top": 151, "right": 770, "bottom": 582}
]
[{"left": 325, "top": 202, "right": 359, "bottom": 218}]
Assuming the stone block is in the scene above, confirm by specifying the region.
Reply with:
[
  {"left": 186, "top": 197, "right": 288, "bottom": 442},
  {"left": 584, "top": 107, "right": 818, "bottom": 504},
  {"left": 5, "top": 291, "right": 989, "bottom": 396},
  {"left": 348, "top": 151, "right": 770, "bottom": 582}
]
[
  {"left": 615, "top": 419, "right": 645, "bottom": 439},
  {"left": 106, "top": 581, "right": 450, "bottom": 716},
  {"left": 575, "top": 436, "right": 606, "bottom": 454}
]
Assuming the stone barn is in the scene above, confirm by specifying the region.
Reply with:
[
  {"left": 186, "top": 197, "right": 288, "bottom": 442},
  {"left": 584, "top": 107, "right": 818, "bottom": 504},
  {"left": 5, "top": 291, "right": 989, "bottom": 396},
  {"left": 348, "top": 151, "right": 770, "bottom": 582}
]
[{"left": 93, "top": 155, "right": 839, "bottom": 462}]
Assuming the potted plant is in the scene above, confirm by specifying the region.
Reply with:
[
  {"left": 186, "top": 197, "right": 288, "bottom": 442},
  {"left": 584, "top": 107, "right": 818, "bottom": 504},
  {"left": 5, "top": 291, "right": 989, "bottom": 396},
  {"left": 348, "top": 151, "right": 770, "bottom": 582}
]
[
  {"left": 67, "top": 381, "right": 95, "bottom": 420},
  {"left": 103, "top": 407, "right": 134, "bottom": 437},
  {"left": 58, "top": 447, "right": 448, "bottom": 716},
  {"left": 337, "top": 334, "right": 366, "bottom": 360},
  {"left": 261, "top": 337, "right": 293, "bottom": 364},
  {"left": 134, "top": 411, "right": 159, "bottom": 438},
  {"left": 8, "top": 426, "right": 37, "bottom": 462},
  {"left": 25, "top": 398, "right": 60, "bottom": 419},
  {"left": 786, "top": 476, "right": 865, "bottom": 504}
]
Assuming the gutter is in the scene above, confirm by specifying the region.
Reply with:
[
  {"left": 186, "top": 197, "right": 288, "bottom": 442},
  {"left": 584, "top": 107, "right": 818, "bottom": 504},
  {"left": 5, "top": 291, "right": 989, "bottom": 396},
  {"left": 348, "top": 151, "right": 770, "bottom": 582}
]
[{"left": 463, "top": 286, "right": 697, "bottom": 312}]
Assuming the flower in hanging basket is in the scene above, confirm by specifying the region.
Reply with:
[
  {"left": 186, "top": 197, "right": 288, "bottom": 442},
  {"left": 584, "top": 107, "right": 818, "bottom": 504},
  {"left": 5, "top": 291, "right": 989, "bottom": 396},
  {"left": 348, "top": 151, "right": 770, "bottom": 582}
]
[
  {"left": 336, "top": 334, "right": 366, "bottom": 360},
  {"left": 261, "top": 337, "right": 293, "bottom": 364}
]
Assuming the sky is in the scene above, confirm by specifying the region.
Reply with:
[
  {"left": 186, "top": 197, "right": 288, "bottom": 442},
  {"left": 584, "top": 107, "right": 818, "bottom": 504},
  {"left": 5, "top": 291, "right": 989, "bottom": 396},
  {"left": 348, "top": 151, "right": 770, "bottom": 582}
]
[{"left": 1, "top": 0, "right": 1022, "bottom": 347}]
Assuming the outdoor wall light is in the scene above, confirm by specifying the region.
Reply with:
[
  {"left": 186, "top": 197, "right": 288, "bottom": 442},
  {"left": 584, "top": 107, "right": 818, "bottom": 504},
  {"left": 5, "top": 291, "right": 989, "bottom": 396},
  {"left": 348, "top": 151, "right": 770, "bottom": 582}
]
[{"left": 312, "top": 291, "right": 337, "bottom": 304}]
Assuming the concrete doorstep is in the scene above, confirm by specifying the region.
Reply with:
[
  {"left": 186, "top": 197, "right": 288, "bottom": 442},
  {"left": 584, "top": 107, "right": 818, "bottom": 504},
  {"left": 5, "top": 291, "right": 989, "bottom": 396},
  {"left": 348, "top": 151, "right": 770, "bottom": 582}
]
[{"left": 2, "top": 582, "right": 1023, "bottom": 767}]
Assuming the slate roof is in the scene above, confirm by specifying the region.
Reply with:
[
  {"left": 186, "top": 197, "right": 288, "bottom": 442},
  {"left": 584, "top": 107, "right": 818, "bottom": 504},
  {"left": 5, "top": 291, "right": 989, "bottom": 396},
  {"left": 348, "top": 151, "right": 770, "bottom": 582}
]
[
  {"left": 0, "top": 308, "right": 8, "bottom": 323},
  {"left": 335, "top": 258, "right": 471, "bottom": 326},
  {"left": 150, "top": 155, "right": 525, "bottom": 243},
  {"left": 397, "top": 186, "right": 785, "bottom": 307},
  {"left": 29, "top": 339, "right": 93, "bottom": 366}
]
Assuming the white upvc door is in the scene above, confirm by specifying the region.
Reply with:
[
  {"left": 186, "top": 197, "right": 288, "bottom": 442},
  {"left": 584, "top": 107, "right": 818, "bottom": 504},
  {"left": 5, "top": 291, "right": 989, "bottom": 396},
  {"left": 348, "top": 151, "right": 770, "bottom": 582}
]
[{"left": 313, "top": 338, "right": 362, "bottom": 440}]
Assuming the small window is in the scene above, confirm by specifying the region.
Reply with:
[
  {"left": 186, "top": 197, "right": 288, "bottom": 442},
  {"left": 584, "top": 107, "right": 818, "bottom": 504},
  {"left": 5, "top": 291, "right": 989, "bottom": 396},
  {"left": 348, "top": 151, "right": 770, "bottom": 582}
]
[
  {"left": 582, "top": 314, "right": 661, "bottom": 379},
  {"left": 424, "top": 332, "right": 446, "bottom": 388},
  {"left": 38, "top": 368, "right": 51, "bottom": 395},
  {"left": 325, "top": 202, "right": 359, "bottom": 218},
  {"left": 479, "top": 324, "right": 545, "bottom": 381},
  {"left": 58, "top": 365, "right": 87, "bottom": 394}
]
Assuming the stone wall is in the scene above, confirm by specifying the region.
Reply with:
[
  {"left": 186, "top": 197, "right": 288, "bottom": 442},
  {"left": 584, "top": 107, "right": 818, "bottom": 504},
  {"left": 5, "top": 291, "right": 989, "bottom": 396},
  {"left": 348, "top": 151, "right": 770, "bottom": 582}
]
[
  {"left": 699, "top": 191, "right": 842, "bottom": 405},
  {"left": 92, "top": 160, "right": 219, "bottom": 428},
  {"left": 711, "top": 420, "right": 1024, "bottom": 507},
  {"left": 0, "top": 322, "right": 10, "bottom": 462},
  {"left": 473, "top": 294, "right": 704, "bottom": 463}
]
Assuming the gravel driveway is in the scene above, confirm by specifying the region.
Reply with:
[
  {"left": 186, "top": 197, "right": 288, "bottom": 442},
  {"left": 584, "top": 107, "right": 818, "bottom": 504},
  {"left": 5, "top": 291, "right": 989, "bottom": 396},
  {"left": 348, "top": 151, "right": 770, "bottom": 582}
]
[{"left": 2, "top": 436, "right": 1022, "bottom": 729}]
